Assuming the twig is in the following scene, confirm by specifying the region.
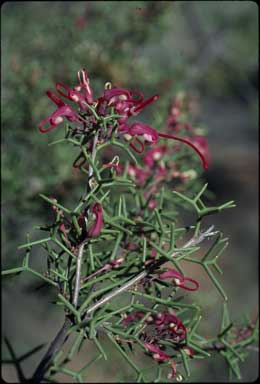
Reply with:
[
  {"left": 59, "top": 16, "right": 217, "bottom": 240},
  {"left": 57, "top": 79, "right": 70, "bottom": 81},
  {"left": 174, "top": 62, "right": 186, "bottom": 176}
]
[
  {"left": 72, "top": 243, "right": 85, "bottom": 308},
  {"left": 73, "top": 133, "right": 99, "bottom": 308},
  {"left": 84, "top": 226, "right": 217, "bottom": 316},
  {"left": 89, "top": 133, "right": 98, "bottom": 182},
  {"left": 31, "top": 317, "right": 71, "bottom": 382},
  {"left": 4, "top": 337, "right": 26, "bottom": 383}
]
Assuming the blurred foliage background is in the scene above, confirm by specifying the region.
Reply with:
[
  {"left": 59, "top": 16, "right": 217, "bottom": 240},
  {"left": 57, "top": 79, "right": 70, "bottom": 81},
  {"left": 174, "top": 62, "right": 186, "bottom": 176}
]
[{"left": 1, "top": 1, "right": 258, "bottom": 382}]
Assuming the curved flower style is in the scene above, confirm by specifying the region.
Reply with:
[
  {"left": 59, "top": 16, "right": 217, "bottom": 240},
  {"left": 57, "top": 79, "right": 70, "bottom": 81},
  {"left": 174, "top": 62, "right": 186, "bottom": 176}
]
[
  {"left": 144, "top": 342, "right": 177, "bottom": 378},
  {"left": 55, "top": 82, "right": 90, "bottom": 111},
  {"left": 97, "top": 87, "right": 138, "bottom": 121},
  {"left": 120, "top": 122, "right": 208, "bottom": 169},
  {"left": 88, "top": 202, "right": 103, "bottom": 238},
  {"left": 189, "top": 136, "right": 210, "bottom": 168},
  {"left": 98, "top": 87, "right": 158, "bottom": 124},
  {"left": 158, "top": 268, "right": 200, "bottom": 291},
  {"left": 120, "top": 307, "right": 191, "bottom": 379},
  {"left": 144, "top": 342, "right": 169, "bottom": 361},
  {"left": 155, "top": 311, "right": 187, "bottom": 341},
  {"left": 158, "top": 132, "right": 209, "bottom": 170},
  {"left": 38, "top": 68, "right": 209, "bottom": 170},
  {"left": 75, "top": 68, "right": 93, "bottom": 104},
  {"left": 130, "top": 94, "right": 159, "bottom": 115},
  {"left": 38, "top": 91, "right": 83, "bottom": 133},
  {"left": 126, "top": 122, "right": 158, "bottom": 144}
]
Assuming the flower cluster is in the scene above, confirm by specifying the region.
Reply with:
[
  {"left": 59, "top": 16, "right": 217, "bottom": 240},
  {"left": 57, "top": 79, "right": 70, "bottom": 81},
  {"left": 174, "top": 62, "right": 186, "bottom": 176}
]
[
  {"left": 38, "top": 68, "right": 209, "bottom": 170},
  {"left": 122, "top": 309, "right": 193, "bottom": 379}
]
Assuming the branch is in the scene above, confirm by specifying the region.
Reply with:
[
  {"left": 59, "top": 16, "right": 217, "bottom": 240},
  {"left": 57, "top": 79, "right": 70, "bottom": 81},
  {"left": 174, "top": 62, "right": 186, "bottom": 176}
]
[
  {"left": 31, "top": 134, "right": 99, "bottom": 382},
  {"left": 84, "top": 226, "right": 217, "bottom": 316},
  {"left": 73, "top": 133, "right": 99, "bottom": 309},
  {"left": 31, "top": 317, "right": 71, "bottom": 382},
  {"left": 72, "top": 243, "right": 85, "bottom": 308}
]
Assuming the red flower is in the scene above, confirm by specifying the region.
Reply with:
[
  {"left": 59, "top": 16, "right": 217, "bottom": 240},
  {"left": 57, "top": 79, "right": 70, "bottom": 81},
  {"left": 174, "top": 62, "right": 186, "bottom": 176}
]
[
  {"left": 143, "top": 146, "right": 166, "bottom": 167},
  {"left": 121, "top": 311, "right": 145, "bottom": 325},
  {"left": 102, "top": 162, "right": 123, "bottom": 175},
  {"left": 129, "top": 94, "right": 159, "bottom": 116},
  {"left": 128, "top": 165, "right": 150, "bottom": 186},
  {"left": 97, "top": 88, "right": 158, "bottom": 125},
  {"left": 97, "top": 87, "right": 137, "bottom": 122},
  {"left": 88, "top": 203, "right": 103, "bottom": 238},
  {"left": 120, "top": 122, "right": 208, "bottom": 169},
  {"left": 74, "top": 68, "right": 93, "bottom": 104},
  {"left": 158, "top": 132, "right": 209, "bottom": 170},
  {"left": 155, "top": 311, "right": 187, "bottom": 341},
  {"left": 38, "top": 91, "right": 82, "bottom": 133},
  {"left": 74, "top": 16, "right": 87, "bottom": 29},
  {"left": 158, "top": 268, "right": 199, "bottom": 291},
  {"left": 144, "top": 342, "right": 169, "bottom": 361},
  {"left": 55, "top": 82, "right": 91, "bottom": 111},
  {"left": 188, "top": 136, "right": 210, "bottom": 168},
  {"left": 129, "top": 122, "right": 159, "bottom": 144},
  {"left": 148, "top": 199, "right": 157, "bottom": 209},
  {"left": 144, "top": 342, "right": 177, "bottom": 379}
]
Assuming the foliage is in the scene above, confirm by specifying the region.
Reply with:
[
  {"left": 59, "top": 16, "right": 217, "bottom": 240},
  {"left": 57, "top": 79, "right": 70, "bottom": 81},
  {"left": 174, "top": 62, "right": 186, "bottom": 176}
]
[{"left": 2, "top": 68, "right": 258, "bottom": 383}]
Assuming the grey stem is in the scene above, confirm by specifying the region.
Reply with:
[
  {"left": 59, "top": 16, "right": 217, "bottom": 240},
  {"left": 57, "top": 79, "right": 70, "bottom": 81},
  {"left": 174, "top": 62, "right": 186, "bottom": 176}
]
[
  {"left": 72, "top": 243, "right": 85, "bottom": 308},
  {"left": 73, "top": 133, "right": 99, "bottom": 309},
  {"left": 31, "top": 133, "right": 99, "bottom": 382}
]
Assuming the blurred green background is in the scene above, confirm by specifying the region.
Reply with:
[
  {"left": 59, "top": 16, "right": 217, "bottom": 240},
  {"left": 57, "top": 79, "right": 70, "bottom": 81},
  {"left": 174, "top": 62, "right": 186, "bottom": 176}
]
[{"left": 1, "top": 1, "right": 258, "bottom": 382}]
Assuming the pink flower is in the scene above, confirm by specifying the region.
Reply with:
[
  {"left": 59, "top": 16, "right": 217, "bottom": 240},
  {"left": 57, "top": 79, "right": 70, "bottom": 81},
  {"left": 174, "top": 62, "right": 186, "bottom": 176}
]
[
  {"left": 74, "top": 16, "right": 87, "bottom": 29},
  {"left": 188, "top": 136, "right": 210, "bottom": 168},
  {"left": 129, "top": 137, "right": 145, "bottom": 154},
  {"left": 143, "top": 146, "right": 166, "bottom": 167},
  {"left": 158, "top": 268, "right": 199, "bottom": 291},
  {"left": 158, "top": 132, "right": 209, "bottom": 170},
  {"left": 128, "top": 122, "right": 159, "bottom": 144},
  {"left": 121, "top": 311, "right": 145, "bottom": 325},
  {"left": 102, "top": 162, "right": 123, "bottom": 175},
  {"left": 97, "top": 87, "right": 136, "bottom": 122},
  {"left": 151, "top": 248, "right": 157, "bottom": 258},
  {"left": 144, "top": 342, "right": 177, "bottom": 379},
  {"left": 109, "top": 258, "right": 125, "bottom": 268},
  {"left": 128, "top": 165, "right": 150, "bottom": 186},
  {"left": 55, "top": 82, "right": 91, "bottom": 111},
  {"left": 121, "top": 122, "right": 208, "bottom": 169},
  {"left": 155, "top": 164, "right": 167, "bottom": 180},
  {"left": 148, "top": 199, "right": 157, "bottom": 209},
  {"left": 155, "top": 311, "right": 186, "bottom": 341},
  {"left": 129, "top": 94, "right": 159, "bottom": 116},
  {"left": 74, "top": 68, "right": 93, "bottom": 104},
  {"left": 38, "top": 91, "right": 82, "bottom": 133},
  {"left": 183, "top": 346, "right": 194, "bottom": 357},
  {"left": 88, "top": 203, "right": 103, "bottom": 238},
  {"left": 103, "top": 87, "right": 132, "bottom": 102},
  {"left": 102, "top": 88, "right": 158, "bottom": 119},
  {"left": 144, "top": 342, "right": 169, "bottom": 361},
  {"left": 97, "top": 88, "right": 158, "bottom": 125},
  {"left": 144, "top": 184, "right": 158, "bottom": 200},
  {"left": 166, "top": 95, "right": 193, "bottom": 135},
  {"left": 81, "top": 258, "right": 125, "bottom": 283}
]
